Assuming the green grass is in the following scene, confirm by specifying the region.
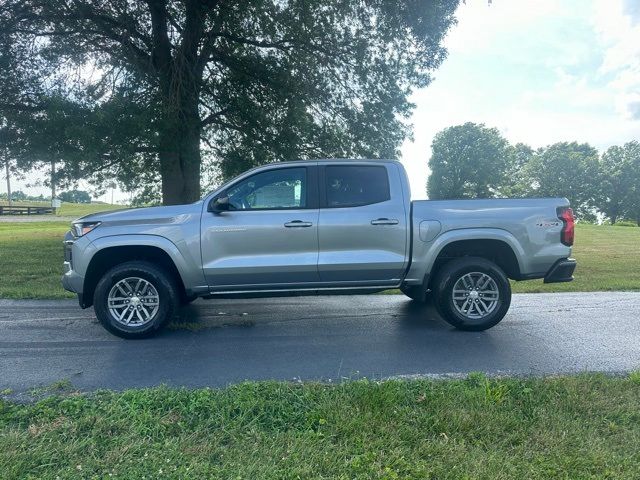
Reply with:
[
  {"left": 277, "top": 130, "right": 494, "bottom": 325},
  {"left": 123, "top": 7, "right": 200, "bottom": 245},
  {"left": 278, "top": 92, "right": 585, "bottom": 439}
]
[
  {"left": 0, "top": 223, "right": 638, "bottom": 299},
  {"left": 1, "top": 374, "right": 639, "bottom": 478},
  {"left": 511, "top": 223, "right": 640, "bottom": 293},
  {"left": 0, "top": 222, "right": 74, "bottom": 299},
  {"left": 0, "top": 200, "right": 124, "bottom": 217},
  {"left": 56, "top": 202, "right": 124, "bottom": 217}
]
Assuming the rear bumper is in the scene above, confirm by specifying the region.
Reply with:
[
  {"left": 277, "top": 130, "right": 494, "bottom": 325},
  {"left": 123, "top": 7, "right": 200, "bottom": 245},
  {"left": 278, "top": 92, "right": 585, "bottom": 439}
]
[{"left": 544, "top": 258, "right": 576, "bottom": 283}]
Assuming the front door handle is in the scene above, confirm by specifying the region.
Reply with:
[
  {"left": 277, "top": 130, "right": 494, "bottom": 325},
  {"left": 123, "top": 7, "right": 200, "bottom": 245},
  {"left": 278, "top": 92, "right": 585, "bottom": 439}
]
[
  {"left": 371, "top": 218, "right": 399, "bottom": 225},
  {"left": 284, "top": 220, "right": 313, "bottom": 228}
]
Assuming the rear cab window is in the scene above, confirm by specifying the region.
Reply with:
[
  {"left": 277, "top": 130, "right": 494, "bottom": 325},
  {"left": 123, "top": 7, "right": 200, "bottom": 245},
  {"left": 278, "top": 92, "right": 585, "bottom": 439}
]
[{"left": 324, "top": 165, "right": 390, "bottom": 208}]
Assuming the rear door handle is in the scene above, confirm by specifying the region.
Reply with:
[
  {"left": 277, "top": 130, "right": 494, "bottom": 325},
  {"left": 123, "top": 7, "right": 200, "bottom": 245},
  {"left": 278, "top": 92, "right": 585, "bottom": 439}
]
[
  {"left": 371, "top": 218, "right": 399, "bottom": 225},
  {"left": 284, "top": 220, "right": 313, "bottom": 228}
]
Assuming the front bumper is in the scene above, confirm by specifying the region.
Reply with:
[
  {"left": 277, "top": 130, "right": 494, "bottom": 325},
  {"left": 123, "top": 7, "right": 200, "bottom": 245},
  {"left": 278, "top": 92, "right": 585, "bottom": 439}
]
[
  {"left": 61, "top": 269, "right": 84, "bottom": 293},
  {"left": 544, "top": 258, "right": 577, "bottom": 283}
]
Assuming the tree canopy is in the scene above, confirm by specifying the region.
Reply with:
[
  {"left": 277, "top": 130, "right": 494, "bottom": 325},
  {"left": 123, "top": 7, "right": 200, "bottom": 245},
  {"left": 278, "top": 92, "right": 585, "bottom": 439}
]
[
  {"left": 0, "top": 0, "right": 460, "bottom": 204},
  {"left": 522, "top": 142, "right": 601, "bottom": 219},
  {"left": 427, "top": 122, "right": 512, "bottom": 199},
  {"left": 59, "top": 189, "right": 91, "bottom": 204},
  {"left": 425, "top": 122, "right": 640, "bottom": 224}
]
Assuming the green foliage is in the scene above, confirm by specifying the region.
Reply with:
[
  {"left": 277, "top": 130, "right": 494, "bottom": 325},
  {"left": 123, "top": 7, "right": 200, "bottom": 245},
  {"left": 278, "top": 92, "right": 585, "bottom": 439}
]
[
  {"left": 0, "top": 0, "right": 460, "bottom": 204},
  {"left": 600, "top": 145, "right": 633, "bottom": 224},
  {"left": 500, "top": 142, "right": 535, "bottom": 197},
  {"left": 58, "top": 190, "right": 91, "bottom": 204},
  {"left": 610, "top": 141, "right": 640, "bottom": 225},
  {"left": 427, "top": 122, "right": 512, "bottom": 199},
  {"left": 0, "top": 190, "right": 35, "bottom": 202},
  {"left": 1, "top": 375, "right": 640, "bottom": 478},
  {"left": 425, "top": 124, "right": 635, "bottom": 222},
  {"left": 519, "top": 142, "right": 600, "bottom": 218}
]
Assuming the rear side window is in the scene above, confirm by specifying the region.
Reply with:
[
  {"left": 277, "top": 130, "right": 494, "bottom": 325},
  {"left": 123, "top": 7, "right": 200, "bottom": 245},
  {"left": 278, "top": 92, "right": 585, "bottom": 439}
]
[{"left": 324, "top": 165, "right": 390, "bottom": 208}]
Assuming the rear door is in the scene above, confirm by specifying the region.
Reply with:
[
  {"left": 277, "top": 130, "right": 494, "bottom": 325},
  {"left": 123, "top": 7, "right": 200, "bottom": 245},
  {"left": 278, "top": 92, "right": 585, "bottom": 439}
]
[
  {"left": 317, "top": 163, "right": 408, "bottom": 284},
  {"left": 201, "top": 164, "right": 320, "bottom": 290}
]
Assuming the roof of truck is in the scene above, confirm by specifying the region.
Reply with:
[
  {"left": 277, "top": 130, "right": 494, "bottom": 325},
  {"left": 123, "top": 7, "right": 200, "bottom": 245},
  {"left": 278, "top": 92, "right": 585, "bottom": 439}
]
[{"left": 270, "top": 158, "right": 401, "bottom": 166}]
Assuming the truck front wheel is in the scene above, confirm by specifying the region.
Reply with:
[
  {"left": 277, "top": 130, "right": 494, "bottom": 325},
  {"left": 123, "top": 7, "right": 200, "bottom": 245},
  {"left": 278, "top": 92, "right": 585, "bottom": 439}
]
[
  {"left": 93, "top": 261, "right": 179, "bottom": 339},
  {"left": 432, "top": 257, "right": 511, "bottom": 331}
]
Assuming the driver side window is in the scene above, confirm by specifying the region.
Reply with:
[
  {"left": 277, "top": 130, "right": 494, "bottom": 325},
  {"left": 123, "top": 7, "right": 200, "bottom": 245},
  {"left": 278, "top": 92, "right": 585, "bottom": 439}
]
[{"left": 226, "top": 167, "right": 307, "bottom": 210}]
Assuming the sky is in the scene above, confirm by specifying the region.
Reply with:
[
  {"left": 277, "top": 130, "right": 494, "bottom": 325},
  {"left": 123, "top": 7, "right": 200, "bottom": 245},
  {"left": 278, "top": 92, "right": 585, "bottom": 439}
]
[
  {"left": 2, "top": 0, "right": 640, "bottom": 203},
  {"left": 401, "top": 0, "right": 640, "bottom": 198}
]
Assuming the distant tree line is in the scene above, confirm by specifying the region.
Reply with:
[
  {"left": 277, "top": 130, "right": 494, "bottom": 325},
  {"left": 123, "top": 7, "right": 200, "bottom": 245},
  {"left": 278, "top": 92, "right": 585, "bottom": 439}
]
[
  {"left": 0, "top": 191, "right": 47, "bottom": 202},
  {"left": 427, "top": 122, "right": 640, "bottom": 224}
]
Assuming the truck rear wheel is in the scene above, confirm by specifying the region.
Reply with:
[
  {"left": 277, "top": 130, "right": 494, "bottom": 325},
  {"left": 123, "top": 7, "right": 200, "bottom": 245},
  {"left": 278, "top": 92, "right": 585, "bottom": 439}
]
[
  {"left": 432, "top": 257, "right": 511, "bottom": 331},
  {"left": 93, "top": 261, "right": 179, "bottom": 339}
]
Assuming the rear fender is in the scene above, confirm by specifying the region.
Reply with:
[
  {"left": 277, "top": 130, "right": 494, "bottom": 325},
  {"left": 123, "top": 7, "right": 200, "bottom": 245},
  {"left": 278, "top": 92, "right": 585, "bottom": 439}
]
[{"left": 405, "top": 228, "right": 526, "bottom": 285}]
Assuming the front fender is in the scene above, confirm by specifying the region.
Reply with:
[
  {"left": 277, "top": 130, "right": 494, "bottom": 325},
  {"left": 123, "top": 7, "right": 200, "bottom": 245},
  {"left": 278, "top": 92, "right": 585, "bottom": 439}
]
[{"left": 87, "top": 234, "right": 207, "bottom": 292}]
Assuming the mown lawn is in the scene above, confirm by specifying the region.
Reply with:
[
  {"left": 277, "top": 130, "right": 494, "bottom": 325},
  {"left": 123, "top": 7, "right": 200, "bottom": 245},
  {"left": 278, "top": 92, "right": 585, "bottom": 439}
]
[
  {"left": 0, "top": 222, "right": 73, "bottom": 299},
  {"left": 56, "top": 202, "right": 124, "bottom": 217},
  {"left": 0, "top": 201, "right": 124, "bottom": 218},
  {"left": 512, "top": 223, "right": 640, "bottom": 293},
  {"left": 1, "top": 374, "right": 640, "bottom": 479},
  {"left": 0, "top": 222, "right": 638, "bottom": 299}
]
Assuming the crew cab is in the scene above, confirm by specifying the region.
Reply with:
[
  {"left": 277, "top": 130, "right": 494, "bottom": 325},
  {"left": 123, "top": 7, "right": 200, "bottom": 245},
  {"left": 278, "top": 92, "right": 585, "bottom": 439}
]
[{"left": 62, "top": 159, "right": 576, "bottom": 338}]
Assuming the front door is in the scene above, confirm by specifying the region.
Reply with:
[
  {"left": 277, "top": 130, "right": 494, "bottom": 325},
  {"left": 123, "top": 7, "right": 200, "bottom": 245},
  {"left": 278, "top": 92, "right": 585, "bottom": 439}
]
[{"left": 201, "top": 165, "right": 320, "bottom": 290}]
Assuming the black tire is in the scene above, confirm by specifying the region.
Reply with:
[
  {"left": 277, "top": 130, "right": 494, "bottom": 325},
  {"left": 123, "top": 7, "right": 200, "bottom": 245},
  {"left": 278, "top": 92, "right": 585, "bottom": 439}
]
[
  {"left": 432, "top": 257, "right": 511, "bottom": 331},
  {"left": 93, "top": 261, "right": 179, "bottom": 339}
]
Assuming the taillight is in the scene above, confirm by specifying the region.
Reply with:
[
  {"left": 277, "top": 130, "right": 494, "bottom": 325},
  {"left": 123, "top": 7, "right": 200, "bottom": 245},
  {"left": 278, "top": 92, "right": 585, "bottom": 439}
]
[{"left": 557, "top": 207, "right": 574, "bottom": 246}]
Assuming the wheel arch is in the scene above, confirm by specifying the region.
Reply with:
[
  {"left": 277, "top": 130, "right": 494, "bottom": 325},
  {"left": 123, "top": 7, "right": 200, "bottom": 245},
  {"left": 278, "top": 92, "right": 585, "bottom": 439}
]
[
  {"left": 82, "top": 237, "right": 191, "bottom": 308},
  {"left": 417, "top": 229, "right": 526, "bottom": 291}
]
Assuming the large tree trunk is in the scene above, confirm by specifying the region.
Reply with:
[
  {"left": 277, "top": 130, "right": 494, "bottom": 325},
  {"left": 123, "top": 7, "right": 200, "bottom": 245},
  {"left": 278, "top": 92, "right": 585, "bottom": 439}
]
[
  {"left": 158, "top": 114, "right": 201, "bottom": 205},
  {"left": 148, "top": 0, "right": 204, "bottom": 206}
]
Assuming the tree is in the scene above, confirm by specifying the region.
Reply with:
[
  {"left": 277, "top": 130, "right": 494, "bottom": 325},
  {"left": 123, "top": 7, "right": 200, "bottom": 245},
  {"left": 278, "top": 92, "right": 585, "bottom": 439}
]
[
  {"left": 59, "top": 189, "right": 91, "bottom": 204},
  {"left": 618, "top": 141, "right": 640, "bottom": 225},
  {"left": 0, "top": 0, "right": 460, "bottom": 205},
  {"left": 599, "top": 143, "right": 638, "bottom": 224},
  {"left": 427, "top": 122, "right": 512, "bottom": 199},
  {"left": 498, "top": 142, "right": 535, "bottom": 197},
  {"left": 522, "top": 142, "right": 600, "bottom": 219}
]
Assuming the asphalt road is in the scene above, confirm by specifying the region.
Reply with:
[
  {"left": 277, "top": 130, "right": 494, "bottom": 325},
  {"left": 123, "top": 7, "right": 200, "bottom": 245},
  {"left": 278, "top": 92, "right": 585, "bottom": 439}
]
[{"left": 1, "top": 292, "right": 639, "bottom": 394}]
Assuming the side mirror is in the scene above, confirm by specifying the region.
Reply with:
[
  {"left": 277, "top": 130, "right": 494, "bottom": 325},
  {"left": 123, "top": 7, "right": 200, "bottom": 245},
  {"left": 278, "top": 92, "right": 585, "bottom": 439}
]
[{"left": 209, "top": 196, "right": 230, "bottom": 213}]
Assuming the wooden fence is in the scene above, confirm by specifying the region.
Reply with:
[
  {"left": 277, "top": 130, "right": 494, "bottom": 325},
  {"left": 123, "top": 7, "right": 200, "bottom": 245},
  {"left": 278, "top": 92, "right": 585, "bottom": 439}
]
[{"left": 0, "top": 205, "right": 54, "bottom": 215}]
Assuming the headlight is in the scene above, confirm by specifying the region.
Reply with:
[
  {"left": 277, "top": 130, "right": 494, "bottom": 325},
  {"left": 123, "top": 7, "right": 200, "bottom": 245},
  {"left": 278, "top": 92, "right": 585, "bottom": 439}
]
[{"left": 72, "top": 221, "right": 101, "bottom": 237}]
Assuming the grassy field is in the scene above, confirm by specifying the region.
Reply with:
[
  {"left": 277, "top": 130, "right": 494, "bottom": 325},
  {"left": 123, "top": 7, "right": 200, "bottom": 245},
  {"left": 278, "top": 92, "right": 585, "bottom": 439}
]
[
  {"left": 0, "top": 222, "right": 73, "bottom": 298},
  {"left": 0, "top": 222, "right": 638, "bottom": 299},
  {"left": 0, "top": 201, "right": 124, "bottom": 217},
  {"left": 56, "top": 202, "right": 124, "bottom": 217},
  {"left": 1, "top": 374, "right": 640, "bottom": 479},
  {"left": 513, "top": 223, "right": 640, "bottom": 293}
]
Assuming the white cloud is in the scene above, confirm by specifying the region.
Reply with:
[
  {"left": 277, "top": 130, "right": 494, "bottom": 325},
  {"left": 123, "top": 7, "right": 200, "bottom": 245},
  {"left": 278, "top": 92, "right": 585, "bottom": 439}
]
[
  {"left": 592, "top": 0, "right": 640, "bottom": 119},
  {"left": 401, "top": 0, "right": 640, "bottom": 199},
  {"left": 445, "top": 0, "right": 564, "bottom": 54}
]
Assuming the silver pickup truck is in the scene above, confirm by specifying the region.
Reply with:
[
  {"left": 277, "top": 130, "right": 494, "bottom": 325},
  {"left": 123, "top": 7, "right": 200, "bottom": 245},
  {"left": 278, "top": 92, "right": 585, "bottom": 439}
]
[{"left": 63, "top": 159, "right": 576, "bottom": 338}]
